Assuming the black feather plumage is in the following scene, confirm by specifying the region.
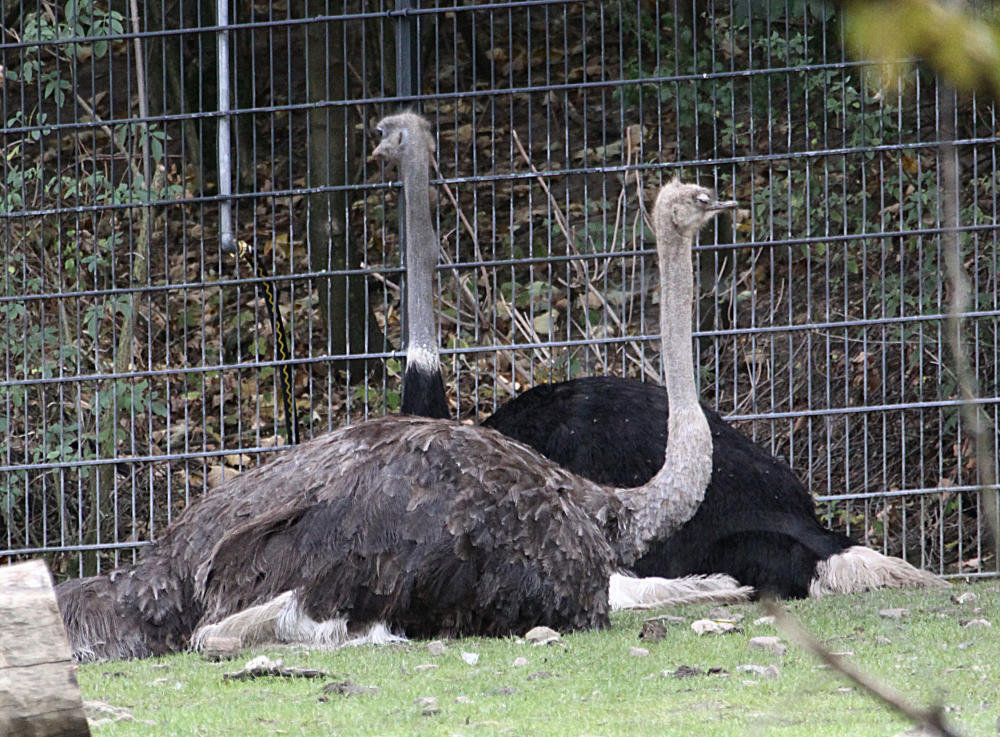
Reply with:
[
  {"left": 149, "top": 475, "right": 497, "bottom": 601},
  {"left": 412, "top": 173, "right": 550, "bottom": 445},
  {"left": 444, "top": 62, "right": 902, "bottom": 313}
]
[{"left": 484, "top": 376, "right": 855, "bottom": 598}]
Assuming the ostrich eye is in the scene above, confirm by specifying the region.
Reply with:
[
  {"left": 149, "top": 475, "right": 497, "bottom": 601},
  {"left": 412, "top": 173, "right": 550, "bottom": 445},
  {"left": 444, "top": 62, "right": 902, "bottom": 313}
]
[
  {"left": 376, "top": 125, "right": 384, "bottom": 136},
  {"left": 696, "top": 192, "right": 711, "bottom": 204}
]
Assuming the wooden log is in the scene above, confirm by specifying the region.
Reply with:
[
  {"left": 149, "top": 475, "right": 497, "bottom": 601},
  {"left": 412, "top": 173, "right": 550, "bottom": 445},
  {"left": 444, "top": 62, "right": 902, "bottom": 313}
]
[{"left": 0, "top": 560, "right": 91, "bottom": 737}]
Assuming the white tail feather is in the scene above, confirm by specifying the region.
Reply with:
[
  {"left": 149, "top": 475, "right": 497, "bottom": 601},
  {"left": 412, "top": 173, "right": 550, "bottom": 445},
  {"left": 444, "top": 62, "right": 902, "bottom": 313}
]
[
  {"left": 608, "top": 573, "right": 753, "bottom": 611},
  {"left": 191, "top": 591, "right": 406, "bottom": 651},
  {"left": 192, "top": 591, "right": 297, "bottom": 651},
  {"left": 809, "top": 546, "right": 949, "bottom": 597}
]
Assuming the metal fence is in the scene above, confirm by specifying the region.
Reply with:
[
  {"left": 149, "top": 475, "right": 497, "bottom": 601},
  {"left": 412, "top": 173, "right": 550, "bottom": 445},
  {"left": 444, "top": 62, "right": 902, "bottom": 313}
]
[{"left": 2, "top": 1, "right": 998, "bottom": 581}]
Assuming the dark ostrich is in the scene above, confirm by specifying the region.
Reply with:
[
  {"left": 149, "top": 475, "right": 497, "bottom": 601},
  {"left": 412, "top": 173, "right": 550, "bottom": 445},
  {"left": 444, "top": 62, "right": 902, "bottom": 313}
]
[{"left": 484, "top": 377, "right": 945, "bottom": 597}]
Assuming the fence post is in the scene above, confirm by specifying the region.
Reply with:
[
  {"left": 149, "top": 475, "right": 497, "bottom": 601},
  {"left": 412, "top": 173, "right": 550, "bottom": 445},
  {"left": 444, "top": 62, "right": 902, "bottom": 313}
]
[{"left": 217, "top": 0, "right": 235, "bottom": 254}]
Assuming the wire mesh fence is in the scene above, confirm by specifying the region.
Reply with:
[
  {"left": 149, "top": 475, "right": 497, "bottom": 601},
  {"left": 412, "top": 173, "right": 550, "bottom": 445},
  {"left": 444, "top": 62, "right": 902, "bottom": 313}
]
[{"left": 1, "top": 1, "right": 998, "bottom": 582}]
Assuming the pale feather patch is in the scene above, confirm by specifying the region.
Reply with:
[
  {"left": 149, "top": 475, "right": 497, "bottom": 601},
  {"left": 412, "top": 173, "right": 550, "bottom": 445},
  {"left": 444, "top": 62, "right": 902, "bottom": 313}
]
[
  {"left": 191, "top": 591, "right": 407, "bottom": 651},
  {"left": 809, "top": 545, "right": 949, "bottom": 597},
  {"left": 344, "top": 621, "right": 408, "bottom": 647},
  {"left": 406, "top": 343, "right": 440, "bottom": 371},
  {"left": 191, "top": 591, "right": 296, "bottom": 651},
  {"left": 608, "top": 572, "right": 753, "bottom": 611}
]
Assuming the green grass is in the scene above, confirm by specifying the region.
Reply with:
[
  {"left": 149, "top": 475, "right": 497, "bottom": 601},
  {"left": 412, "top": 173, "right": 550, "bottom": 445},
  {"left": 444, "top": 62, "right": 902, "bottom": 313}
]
[{"left": 78, "top": 582, "right": 999, "bottom": 736}]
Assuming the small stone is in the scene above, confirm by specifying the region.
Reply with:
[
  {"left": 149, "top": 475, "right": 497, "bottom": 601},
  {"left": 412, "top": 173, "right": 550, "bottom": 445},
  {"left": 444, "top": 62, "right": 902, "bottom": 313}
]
[
  {"left": 960, "top": 618, "right": 992, "bottom": 628},
  {"left": 630, "top": 646, "right": 649, "bottom": 657},
  {"left": 706, "top": 666, "right": 729, "bottom": 676},
  {"left": 707, "top": 606, "right": 742, "bottom": 621},
  {"left": 691, "top": 619, "right": 740, "bottom": 636},
  {"left": 455, "top": 696, "right": 473, "bottom": 704},
  {"left": 322, "top": 680, "right": 378, "bottom": 696},
  {"left": 526, "top": 671, "right": 557, "bottom": 681},
  {"left": 461, "top": 651, "right": 480, "bottom": 665},
  {"left": 415, "top": 696, "right": 438, "bottom": 709},
  {"left": 244, "top": 655, "right": 280, "bottom": 670},
  {"left": 413, "top": 663, "right": 438, "bottom": 672},
  {"left": 837, "top": 686, "right": 854, "bottom": 693},
  {"left": 892, "top": 727, "right": 939, "bottom": 737},
  {"left": 876, "top": 636, "right": 892, "bottom": 645},
  {"left": 512, "top": 657, "right": 528, "bottom": 667},
  {"left": 669, "top": 665, "right": 704, "bottom": 678},
  {"left": 748, "top": 636, "right": 787, "bottom": 657},
  {"left": 524, "top": 626, "right": 561, "bottom": 644},
  {"left": 878, "top": 608, "right": 909, "bottom": 619},
  {"left": 640, "top": 615, "right": 684, "bottom": 641},
  {"left": 956, "top": 640, "right": 974, "bottom": 650},
  {"left": 736, "top": 664, "right": 780, "bottom": 679},
  {"left": 427, "top": 640, "right": 446, "bottom": 656},
  {"left": 753, "top": 615, "right": 776, "bottom": 626},
  {"left": 421, "top": 707, "right": 441, "bottom": 716},
  {"left": 951, "top": 592, "right": 978, "bottom": 605}
]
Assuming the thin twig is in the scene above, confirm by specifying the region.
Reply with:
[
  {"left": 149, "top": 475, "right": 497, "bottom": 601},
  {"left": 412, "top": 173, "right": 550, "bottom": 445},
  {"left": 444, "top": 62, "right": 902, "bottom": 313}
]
[
  {"left": 763, "top": 599, "right": 963, "bottom": 737},
  {"left": 939, "top": 85, "right": 1000, "bottom": 567}
]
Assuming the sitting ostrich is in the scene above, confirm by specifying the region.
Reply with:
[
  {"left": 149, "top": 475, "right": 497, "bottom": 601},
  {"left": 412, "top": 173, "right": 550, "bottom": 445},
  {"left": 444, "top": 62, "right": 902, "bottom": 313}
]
[
  {"left": 383, "top": 112, "right": 945, "bottom": 598},
  {"left": 189, "top": 176, "right": 741, "bottom": 650},
  {"left": 55, "top": 163, "right": 743, "bottom": 660}
]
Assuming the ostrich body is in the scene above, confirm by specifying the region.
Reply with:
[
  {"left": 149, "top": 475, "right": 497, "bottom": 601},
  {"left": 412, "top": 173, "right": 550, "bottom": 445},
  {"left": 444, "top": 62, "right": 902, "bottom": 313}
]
[
  {"left": 484, "top": 377, "right": 947, "bottom": 597},
  {"left": 55, "top": 168, "right": 739, "bottom": 660}
]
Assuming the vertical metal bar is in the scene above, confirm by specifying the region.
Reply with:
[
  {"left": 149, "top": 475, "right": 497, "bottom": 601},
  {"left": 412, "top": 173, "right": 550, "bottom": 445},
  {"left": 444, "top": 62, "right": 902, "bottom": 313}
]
[
  {"left": 217, "top": 0, "right": 235, "bottom": 254},
  {"left": 395, "top": 0, "right": 419, "bottom": 101}
]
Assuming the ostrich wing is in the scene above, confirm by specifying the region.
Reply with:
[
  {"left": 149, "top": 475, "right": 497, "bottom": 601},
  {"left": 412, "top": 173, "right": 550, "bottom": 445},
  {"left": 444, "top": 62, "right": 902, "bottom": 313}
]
[{"left": 196, "top": 416, "right": 618, "bottom": 638}]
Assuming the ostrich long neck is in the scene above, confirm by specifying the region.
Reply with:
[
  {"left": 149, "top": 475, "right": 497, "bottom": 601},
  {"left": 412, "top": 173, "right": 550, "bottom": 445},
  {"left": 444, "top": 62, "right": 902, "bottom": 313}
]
[
  {"left": 399, "top": 145, "right": 448, "bottom": 417},
  {"left": 612, "top": 217, "right": 712, "bottom": 564}
]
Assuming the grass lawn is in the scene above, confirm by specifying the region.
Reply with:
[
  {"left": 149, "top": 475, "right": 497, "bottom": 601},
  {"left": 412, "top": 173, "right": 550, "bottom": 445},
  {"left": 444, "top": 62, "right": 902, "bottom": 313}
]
[{"left": 77, "top": 581, "right": 999, "bottom": 737}]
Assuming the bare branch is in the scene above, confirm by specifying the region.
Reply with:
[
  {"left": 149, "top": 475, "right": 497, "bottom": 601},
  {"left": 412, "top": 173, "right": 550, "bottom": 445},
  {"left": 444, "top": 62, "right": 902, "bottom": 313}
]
[
  {"left": 939, "top": 85, "right": 1000, "bottom": 568},
  {"left": 763, "top": 599, "right": 963, "bottom": 737}
]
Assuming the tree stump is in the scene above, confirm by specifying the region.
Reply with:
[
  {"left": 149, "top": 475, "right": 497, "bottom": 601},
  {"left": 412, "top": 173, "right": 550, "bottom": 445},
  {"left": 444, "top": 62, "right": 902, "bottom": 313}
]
[{"left": 0, "top": 560, "right": 91, "bottom": 737}]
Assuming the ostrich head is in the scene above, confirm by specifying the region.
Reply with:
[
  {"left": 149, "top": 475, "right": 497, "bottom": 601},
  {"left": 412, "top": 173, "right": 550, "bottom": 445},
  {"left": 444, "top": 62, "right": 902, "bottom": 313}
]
[
  {"left": 652, "top": 179, "right": 738, "bottom": 244},
  {"left": 372, "top": 112, "right": 435, "bottom": 167}
]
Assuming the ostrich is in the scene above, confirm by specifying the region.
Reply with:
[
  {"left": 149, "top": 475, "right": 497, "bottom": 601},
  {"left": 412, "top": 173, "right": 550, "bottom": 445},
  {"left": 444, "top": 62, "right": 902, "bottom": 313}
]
[
  {"left": 484, "top": 377, "right": 946, "bottom": 597},
  {"left": 187, "top": 177, "right": 741, "bottom": 650},
  {"left": 55, "top": 173, "right": 743, "bottom": 661},
  {"left": 370, "top": 113, "right": 945, "bottom": 599},
  {"left": 52, "top": 114, "right": 452, "bottom": 662}
]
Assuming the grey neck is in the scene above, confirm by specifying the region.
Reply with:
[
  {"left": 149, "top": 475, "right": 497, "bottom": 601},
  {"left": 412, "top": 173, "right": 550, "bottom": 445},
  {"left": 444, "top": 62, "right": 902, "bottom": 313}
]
[
  {"left": 401, "top": 151, "right": 439, "bottom": 373},
  {"left": 613, "top": 220, "right": 713, "bottom": 564}
]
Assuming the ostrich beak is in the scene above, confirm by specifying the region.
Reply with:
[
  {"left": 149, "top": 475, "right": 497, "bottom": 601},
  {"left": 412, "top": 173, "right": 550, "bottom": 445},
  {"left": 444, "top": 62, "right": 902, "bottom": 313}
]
[
  {"left": 369, "top": 141, "right": 387, "bottom": 162},
  {"left": 709, "top": 198, "right": 739, "bottom": 212}
]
